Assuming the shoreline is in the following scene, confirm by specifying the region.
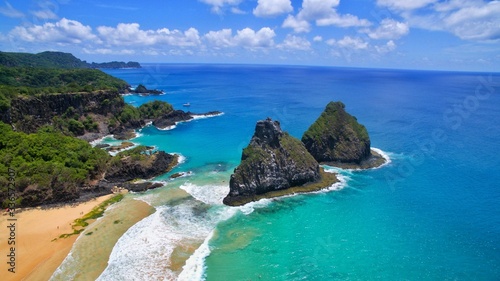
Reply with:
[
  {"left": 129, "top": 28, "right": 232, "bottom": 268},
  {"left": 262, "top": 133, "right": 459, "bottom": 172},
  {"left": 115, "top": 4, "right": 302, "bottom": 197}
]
[{"left": 0, "top": 194, "right": 114, "bottom": 281}]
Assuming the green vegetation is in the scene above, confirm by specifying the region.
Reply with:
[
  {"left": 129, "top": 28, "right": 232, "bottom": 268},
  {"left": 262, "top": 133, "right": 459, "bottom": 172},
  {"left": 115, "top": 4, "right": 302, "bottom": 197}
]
[
  {"left": 0, "top": 122, "right": 111, "bottom": 207},
  {"left": 0, "top": 51, "right": 88, "bottom": 68},
  {"left": 0, "top": 65, "right": 128, "bottom": 109},
  {"left": 0, "top": 51, "right": 140, "bottom": 69},
  {"left": 303, "top": 101, "right": 369, "bottom": 143},
  {"left": 113, "top": 100, "right": 174, "bottom": 126},
  {"left": 59, "top": 194, "right": 124, "bottom": 238}
]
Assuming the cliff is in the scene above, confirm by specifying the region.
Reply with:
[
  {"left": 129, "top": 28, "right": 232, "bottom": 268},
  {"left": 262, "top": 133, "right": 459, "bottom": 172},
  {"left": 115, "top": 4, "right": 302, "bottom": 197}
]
[
  {"left": 302, "top": 101, "right": 385, "bottom": 169},
  {"left": 8, "top": 91, "right": 124, "bottom": 133},
  {"left": 224, "top": 118, "right": 334, "bottom": 206}
]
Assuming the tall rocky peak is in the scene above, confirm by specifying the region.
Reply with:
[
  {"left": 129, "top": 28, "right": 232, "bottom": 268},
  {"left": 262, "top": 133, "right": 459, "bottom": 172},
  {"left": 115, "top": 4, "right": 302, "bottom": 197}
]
[
  {"left": 223, "top": 118, "right": 321, "bottom": 206},
  {"left": 302, "top": 101, "right": 371, "bottom": 164},
  {"left": 248, "top": 117, "right": 282, "bottom": 149}
]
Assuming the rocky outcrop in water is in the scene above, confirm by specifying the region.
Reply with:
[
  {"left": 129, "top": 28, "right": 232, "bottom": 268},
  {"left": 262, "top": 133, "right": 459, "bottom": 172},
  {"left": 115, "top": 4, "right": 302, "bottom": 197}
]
[
  {"left": 105, "top": 150, "right": 178, "bottom": 182},
  {"left": 152, "top": 110, "right": 223, "bottom": 130},
  {"left": 223, "top": 118, "right": 322, "bottom": 205},
  {"left": 302, "top": 101, "right": 386, "bottom": 169},
  {"left": 302, "top": 101, "right": 371, "bottom": 164}
]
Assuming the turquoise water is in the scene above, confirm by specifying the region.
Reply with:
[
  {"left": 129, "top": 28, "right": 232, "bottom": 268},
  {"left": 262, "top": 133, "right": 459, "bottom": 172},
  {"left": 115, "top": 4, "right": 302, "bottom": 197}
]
[{"left": 100, "top": 65, "right": 500, "bottom": 280}]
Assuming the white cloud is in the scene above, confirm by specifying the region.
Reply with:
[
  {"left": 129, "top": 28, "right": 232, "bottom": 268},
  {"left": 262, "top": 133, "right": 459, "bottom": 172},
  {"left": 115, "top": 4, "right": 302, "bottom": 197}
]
[
  {"left": 278, "top": 35, "right": 311, "bottom": 50},
  {"left": 97, "top": 23, "right": 201, "bottom": 47},
  {"left": 234, "top": 27, "right": 276, "bottom": 48},
  {"left": 367, "top": 18, "right": 409, "bottom": 40},
  {"left": 205, "top": 29, "right": 236, "bottom": 47},
  {"left": 377, "top": 0, "right": 436, "bottom": 11},
  {"left": 443, "top": 1, "right": 500, "bottom": 40},
  {"left": 332, "top": 36, "right": 369, "bottom": 49},
  {"left": 199, "top": 0, "right": 242, "bottom": 14},
  {"left": 0, "top": 2, "right": 24, "bottom": 18},
  {"left": 205, "top": 27, "right": 276, "bottom": 49},
  {"left": 31, "top": 9, "right": 58, "bottom": 20},
  {"left": 283, "top": 0, "right": 371, "bottom": 33},
  {"left": 253, "top": 0, "right": 293, "bottom": 17},
  {"left": 10, "top": 18, "right": 96, "bottom": 44},
  {"left": 375, "top": 40, "right": 397, "bottom": 54},
  {"left": 282, "top": 15, "right": 311, "bottom": 33},
  {"left": 313, "top": 36, "right": 323, "bottom": 42},
  {"left": 83, "top": 48, "right": 135, "bottom": 55},
  {"left": 381, "top": 0, "right": 500, "bottom": 41},
  {"left": 316, "top": 12, "right": 371, "bottom": 28}
]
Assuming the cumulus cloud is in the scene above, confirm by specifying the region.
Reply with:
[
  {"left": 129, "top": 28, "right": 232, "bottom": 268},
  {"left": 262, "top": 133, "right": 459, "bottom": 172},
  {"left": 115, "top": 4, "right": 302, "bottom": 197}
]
[
  {"left": 96, "top": 23, "right": 201, "bottom": 47},
  {"left": 375, "top": 40, "right": 397, "bottom": 54},
  {"left": 283, "top": 0, "right": 371, "bottom": 33},
  {"left": 282, "top": 15, "right": 311, "bottom": 33},
  {"left": 9, "top": 18, "right": 96, "bottom": 44},
  {"left": 366, "top": 18, "right": 409, "bottom": 40},
  {"left": 278, "top": 35, "right": 311, "bottom": 50},
  {"left": 313, "top": 35, "right": 323, "bottom": 42},
  {"left": 199, "top": 0, "right": 243, "bottom": 14},
  {"left": 328, "top": 36, "right": 369, "bottom": 50},
  {"left": 0, "top": 2, "right": 24, "bottom": 18},
  {"left": 253, "top": 0, "right": 293, "bottom": 17},
  {"left": 205, "top": 27, "right": 276, "bottom": 49},
  {"left": 380, "top": 0, "right": 500, "bottom": 41}
]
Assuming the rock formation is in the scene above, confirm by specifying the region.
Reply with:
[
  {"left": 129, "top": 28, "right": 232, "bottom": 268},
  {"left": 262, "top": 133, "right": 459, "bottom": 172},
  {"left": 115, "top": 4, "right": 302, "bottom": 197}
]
[
  {"left": 223, "top": 118, "right": 321, "bottom": 205},
  {"left": 302, "top": 101, "right": 385, "bottom": 169},
  {"left": 105, "top": 149, "right": 178, "bottom": 182}
]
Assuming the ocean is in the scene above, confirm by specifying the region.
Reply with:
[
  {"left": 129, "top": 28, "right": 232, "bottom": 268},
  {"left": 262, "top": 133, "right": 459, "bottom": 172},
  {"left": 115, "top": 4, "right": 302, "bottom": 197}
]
[{"left": 54, "top": 64, "right": 500, "bottom": 280}]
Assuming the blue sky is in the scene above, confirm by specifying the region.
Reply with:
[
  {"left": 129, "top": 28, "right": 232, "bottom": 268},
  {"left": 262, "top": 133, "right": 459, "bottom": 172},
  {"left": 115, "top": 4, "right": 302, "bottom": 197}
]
[{"left": 0, "top": 0, "right": 499, "bottom": 71}]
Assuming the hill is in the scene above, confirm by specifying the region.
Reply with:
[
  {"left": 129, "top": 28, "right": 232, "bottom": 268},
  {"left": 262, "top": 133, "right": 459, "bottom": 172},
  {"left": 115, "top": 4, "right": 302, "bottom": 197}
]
[{"left": 0, "top": 51, "right": 141, "bottom": 69}]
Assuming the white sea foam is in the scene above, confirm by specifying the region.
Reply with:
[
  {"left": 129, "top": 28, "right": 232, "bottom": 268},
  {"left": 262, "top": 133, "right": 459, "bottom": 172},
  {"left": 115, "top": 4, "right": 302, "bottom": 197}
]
[
  {"left": 190, "top": 112, "right": 224, "bottom": 120},
  {"left": 371, "top": 147, "right": 392, "bottom": 169},
  {"left": 180, "top": 183, "right": 229, "bottom": 205},
  {"left": 108, "top": 142, "right": 138, "bottom": 156},
  {"left": 157, "top": 124, "right": 177, "bottom": 131},
  {"left": 97, "top": 202, "right": 214, "bottom": 281},
  {"left": 89, "top": 134, "right": 113, "bottom": 147},
  {"left": 177, "top": 230, "right": 214, "bottom": 281}
]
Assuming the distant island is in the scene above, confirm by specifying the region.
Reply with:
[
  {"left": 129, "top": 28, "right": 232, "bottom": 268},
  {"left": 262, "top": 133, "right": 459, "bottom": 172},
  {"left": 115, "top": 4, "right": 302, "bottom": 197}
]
[
  {"left": 224, "top": 102, "right": 387, "bottom": 206},
  {"left": 0, "top": 51, "right": 141, "bottom": 69}
]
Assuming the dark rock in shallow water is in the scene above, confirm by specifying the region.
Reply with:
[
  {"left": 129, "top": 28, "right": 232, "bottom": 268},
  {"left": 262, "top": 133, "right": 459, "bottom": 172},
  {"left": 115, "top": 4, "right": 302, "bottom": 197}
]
[
  {"left": 123, "top": 181, "right": 163, "bottom": 192},
  {"left": 105, "top": 150, "right": 178, "bottom": 182},
  {"left": 302, "top": 101, "right": 371, "bottom": 165},
  {"left": 153, "top": 110, "right": 193, "bottom": 129},
  {"left": 223, "top": 118, "right": 321, "bottom": 206}
]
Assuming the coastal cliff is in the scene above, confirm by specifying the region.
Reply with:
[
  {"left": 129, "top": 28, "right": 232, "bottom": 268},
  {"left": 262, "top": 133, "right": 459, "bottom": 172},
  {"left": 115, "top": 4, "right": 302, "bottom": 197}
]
[
  {"left": 302, "top": 101, "right": 386, "bottom": 169},
  {"left": 8, "top": 91, "right": 124, "bottom": 133},
  {"left": 223, "top": 118, "right": 337, "bottom": 206}
]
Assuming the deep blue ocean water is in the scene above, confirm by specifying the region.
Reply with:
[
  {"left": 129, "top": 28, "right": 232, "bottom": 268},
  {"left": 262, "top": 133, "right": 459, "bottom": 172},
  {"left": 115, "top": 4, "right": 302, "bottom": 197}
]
[{"left": 99, "top": 65, "right": 500, "bottom": 280}]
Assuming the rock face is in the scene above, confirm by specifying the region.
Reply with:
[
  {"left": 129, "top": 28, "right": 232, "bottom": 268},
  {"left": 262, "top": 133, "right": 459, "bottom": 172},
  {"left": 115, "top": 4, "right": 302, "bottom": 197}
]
[
  {"left": 7, "top": 91, "right": 124, "bottom": 133},
  {"left": 223, "top": 118, "right": 320, "bottom": 205},
  {"left": 302, "top": 101, "right": 371, "bottom": 164},
  {"left": 105, "top": 151, "right": 178, "bottom": 182},
  {"left": 152, "top": 110, "right": 193, "bottom": 129}
]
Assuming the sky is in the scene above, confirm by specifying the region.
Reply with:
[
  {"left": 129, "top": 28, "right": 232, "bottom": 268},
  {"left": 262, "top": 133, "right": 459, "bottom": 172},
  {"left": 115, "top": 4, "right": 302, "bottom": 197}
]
[{"left": 0, "top": 0, "right": 499, "bottom": 71}]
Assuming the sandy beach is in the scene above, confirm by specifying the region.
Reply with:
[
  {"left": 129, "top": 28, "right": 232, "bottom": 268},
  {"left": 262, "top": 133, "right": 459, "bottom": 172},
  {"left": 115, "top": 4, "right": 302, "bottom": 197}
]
[{"left": 0, "top": 195, "right": 114, "bottom": 281}]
